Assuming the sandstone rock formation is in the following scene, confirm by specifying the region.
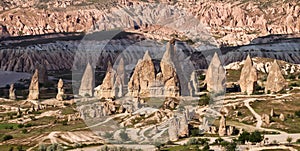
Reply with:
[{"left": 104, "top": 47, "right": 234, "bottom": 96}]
[
  {"left": 9, "top": 84, "right": 16, "bottom": 100},
  {"left": 28, "top": 69, "right": 39, "bottom": 100},
  {"left": 227, "top": 126, "right": 235, "bottom": 136},
  {"left": 279, "top": 113, "right": 285, "bottom": 121},
  {"left": 160, "top": 42, "right": 180, "bottom": 97},
  {"left": 79, "top": 62, "right": 94, "bottom": 97},
  {"left": 95, "top": 62, "right": 116, "bottom": 99},
  {"left": 205, "top": 52, "right": 226, "bottom": 93},
  {"left": 218, "top": 115, "right": 227, "bottom": 137},
  {"left": 239, "top": 55, "right": 257, "bottom": 95},
  {"left": 115, "top": 58, "right": 125, "bottom": 97},
  {"left": 262, "top": 114, "right": 270, "bottom": 126},
  {"left": 128, "top": 51, "right": 156, "bottom": 97},
  {"left": 265, "top": 60, "right": 286, "bottom": 93},
  {"left": 270, "top": 108, "right": 274, "bottom": 117},
  {"left": 56, "top": 78, "right": 64, "bottom": 101},
  {"left": 168, "top": 117, "right": 179, "bottom": 141},
  {"left": 178, "top": 112, "right": 189, "bottom": 137}
]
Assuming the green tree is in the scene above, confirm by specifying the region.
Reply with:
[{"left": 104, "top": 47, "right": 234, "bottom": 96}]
[
  {"left": 238, "top": 131, "right": 250, "bottom": 144},
  {"left": 287, "top": 137, "right": 293, "bottom": 145},
  {"left": 249, "top": 131, "right": 263, "bottom": 143}
]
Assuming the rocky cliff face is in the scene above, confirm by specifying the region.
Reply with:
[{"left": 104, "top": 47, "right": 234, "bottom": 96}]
[{"left": 1, "top": 0, "right": 299, "bottom": 46}]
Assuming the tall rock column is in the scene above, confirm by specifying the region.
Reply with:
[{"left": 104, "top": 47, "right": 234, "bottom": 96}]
[
  {"left": 218, "top": 115, "right": 227, "bottom": 137},
  {"left": 56, "top": 78, "right": 64, "bottom": 101},
  {"left": 239, "top": 54, "right": 258, "bottom": 95},
  {"left": 79, "top": 62, "right": 95, "bottom": 97},
  {"left": 9, "top": 84, "right": 16, "bottom": 100},
  {"left": 28, "top": 69, "right": 39, "bottom": 100},
  {"left": 205, "top": 52, "right": 226, "bottom": 93},
  {"left": 160, "top": 42, "right": 180, "bottom": 97},
  {"left": 265, "top": 60, "right": 286, "bottom": 93}
]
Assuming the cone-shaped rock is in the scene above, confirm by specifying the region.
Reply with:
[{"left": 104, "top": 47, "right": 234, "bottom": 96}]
[
  {"left": 205, "top": 52, "right": 226, "bottom": 93},
  {"left": 56, "top": 78, "right": 64, "bottom": 101},
  {"left": 160, "top": 42, "right": 180, "bottom": 97},
  {"left": 9, "top": 84, "right": 16, "bottom": 100},
  {"left": 265, "top": 60, "right": 286, "bottom": 93},
  {"left": 95, "top": 61, "right": 116, "bottom": 99},
  {"left": 239, "top": 55, "right": 258, "bottom": 94},
  {"left": 128, "top": 51, "right": 156, "bottom": 97},
  {"left": 28, "top": 69, "right": 39, "bottom": 100},
  {"left": 79, "top": 62, "right": 94, "bottom": 97}
]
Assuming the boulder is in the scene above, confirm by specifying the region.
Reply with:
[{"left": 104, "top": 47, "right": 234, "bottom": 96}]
[
  {"left": 56, "top": 78, "right": 64, "bottom": 101},
  {"left": 239, "top": 55, "right": 257, "bottom": 94},
  {"left": 265, "top": 60, "right": 286, "bottom": 93},
  {"left": 9, "top": 84, "right": 16, "bottom": 100},
  {"left": 205, "top": 52, "right": 226, "bottom": 93},
  {"left": 28, "top": 69, "right": 39, "bottom": 100},
  {"left": 79, "top": 62, "right": 94, "bottom": 97}
]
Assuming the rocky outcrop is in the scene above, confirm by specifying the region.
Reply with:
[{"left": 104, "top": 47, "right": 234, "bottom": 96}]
[
  {"left": 262, "top": 114, "right": 270, "bottom": 126},
  {"left": 270, "top": 108, "right": 274, "bottom": 117},
  {"left": 239, "top": 54, "right": 257, "bottom": 95},
  {"left": 168, "top": 117, "right": 179, "bottom": 141},
  {"left": 160, "top": 42, "right": 180, "bottom": 97},
  {"left": 28, "top": 69, "right": 39, "bottom": 100},
  {"left": 205, "top": 52, "right": 226, "bottom": 93},
  {"left": 79, "top": 62, "right": 94, "bottom": 97},
  {"left": 95, "top": 62, "right": 116, "bottom": 99},
  {"left": 115, "top": 58, "right": 125, "bottom": 98},
  {"left": 279, "top": 113, "right": 285, "bottom": 122},
  {"left": 128, "top": 51, "right": 156, "bottom": 97},
  {"left": 56, "top": 78, "right": 64, "bottom": 101},
  {"left": 178, "top": 112, "right": 189, "bottom": 137},
  {"left": 218, "top": 115, "right": 227, "bottom": 137},
  {"left": 265, "top": 60, "right": 286, "bottom": 93},
  {"left": 1, "top": 1, "right": 300, "bottom": 46},
  {"left": 9, "top": 84, "right": 16, "bottom": 100}
]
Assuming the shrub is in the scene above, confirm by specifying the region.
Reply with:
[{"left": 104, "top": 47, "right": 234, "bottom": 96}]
[
  {"left": 287, "top": 137, "right": 293, "bottom": 145},
  {"left": 3, "top": 135, "right": 13, "bottom": 141},
  {"left": 119, "top": 130, "right": 130, "bottom": 141},
  {"left": 199, "top": 94, "right": 210, "bottom": 106},
  {"left": 249, "top": 131, "right": 263, "bottom": 143},
  {"left": 238, "top": 131, "right": 250, "bottom": 144},
  {"left": 38, "top": 144, "right": 47, "bottom": 151},
  {"left": 296, "top": 138, "right": 300, "bottom": 144},
  {"left": 187, "top": 138, "right": 198, "bottom": 145},
  {"left": 295, "top": 110, "right": 300, "bottom": 117},
  {"left": 22, "top": 129, "right": 28, "bottom": 134}
]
